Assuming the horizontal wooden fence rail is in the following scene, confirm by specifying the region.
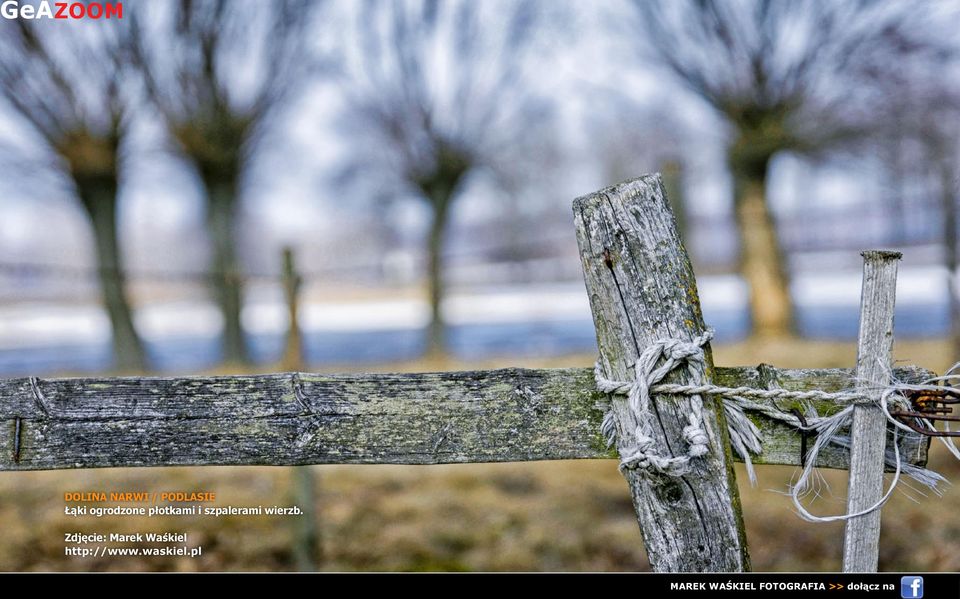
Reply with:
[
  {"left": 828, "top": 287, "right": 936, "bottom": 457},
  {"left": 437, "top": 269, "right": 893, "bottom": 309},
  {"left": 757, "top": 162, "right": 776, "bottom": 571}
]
[{"left": 0, "top": 365, "right": 930, "bottom": 471}]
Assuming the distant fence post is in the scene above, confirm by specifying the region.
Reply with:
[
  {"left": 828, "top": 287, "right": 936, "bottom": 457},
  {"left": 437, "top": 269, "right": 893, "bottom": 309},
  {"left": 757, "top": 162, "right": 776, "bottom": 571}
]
[
  {"left": 279, "top": 246, "right": 321, "bottom": 571},
  {"left": 281, "top": 246, "right": 304, "bottom": 372},
  {"left": 842, "top": 250, "right": 901, "bottom": 572},
  {"left": 573, "top": 175, "right": 749, "bottom": 572}
]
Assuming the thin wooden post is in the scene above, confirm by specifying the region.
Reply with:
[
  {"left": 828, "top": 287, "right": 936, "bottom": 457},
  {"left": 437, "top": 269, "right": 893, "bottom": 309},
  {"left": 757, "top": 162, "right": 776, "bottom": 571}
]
[
  {"left": 573, "top": 174, "right": 749, "bottom": 572},
  {"left": 280, "top": 246, "right": 304, "bottom": 372},
  {"left": 291, "top": 464, "right": 321, "bottom": 570},
  {"left": 842, "top": 250, "right": 901, "bottom": 572},
  {"left": 279, "top": 247, "right": 321, "bottom": 571}
]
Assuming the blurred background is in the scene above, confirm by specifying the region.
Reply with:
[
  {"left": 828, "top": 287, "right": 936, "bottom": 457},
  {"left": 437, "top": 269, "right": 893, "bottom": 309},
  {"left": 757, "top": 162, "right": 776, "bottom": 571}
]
[{"left": 1, "top": 0, "right": 960, "bottom": 572}]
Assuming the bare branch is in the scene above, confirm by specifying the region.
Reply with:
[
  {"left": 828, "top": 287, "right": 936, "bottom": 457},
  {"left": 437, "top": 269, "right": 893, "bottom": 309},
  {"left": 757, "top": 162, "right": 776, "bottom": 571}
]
[
  {"left": 134, "top": 0, "right": 322, "bottom": 173},
  {"left": 628, "top": 0, "right": 957, "bottom": 156},
  {"left": 334, "top": 0, "right": 553, "bottom": 203}
]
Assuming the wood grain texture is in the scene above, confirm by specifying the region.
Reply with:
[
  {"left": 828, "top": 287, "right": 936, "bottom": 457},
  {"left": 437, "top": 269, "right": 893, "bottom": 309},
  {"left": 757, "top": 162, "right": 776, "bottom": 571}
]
[
  {"left": 0, "top": 365, "right": 930, "bottom": 472},
  {"left": 842, "top": 250, "right": 901, "bottom": 573},
  {"left": 573, "top": 174, "right": 748, "bottom": 572},
  {"left": 0, "top": 368, "right": 605, "bottom": 470}
]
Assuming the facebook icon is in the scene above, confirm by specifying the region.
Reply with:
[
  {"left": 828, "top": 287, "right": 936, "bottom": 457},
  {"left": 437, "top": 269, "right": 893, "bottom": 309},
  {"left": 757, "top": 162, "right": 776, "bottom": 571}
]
[{"left": 901, "top": 576, "right": 923, "bottom": 598}]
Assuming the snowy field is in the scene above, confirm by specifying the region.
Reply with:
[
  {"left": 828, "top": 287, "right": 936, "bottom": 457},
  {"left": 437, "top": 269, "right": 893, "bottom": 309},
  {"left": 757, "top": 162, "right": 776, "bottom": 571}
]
[{"left": 0, "top": 267, "right": 949, "bottom": 374}]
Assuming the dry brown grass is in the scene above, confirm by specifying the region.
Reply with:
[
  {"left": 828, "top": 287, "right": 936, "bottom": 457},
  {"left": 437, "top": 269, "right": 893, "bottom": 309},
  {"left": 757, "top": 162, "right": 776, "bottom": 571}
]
[{"left": 1, "top": 337, "right": 957, "bottom": 572}]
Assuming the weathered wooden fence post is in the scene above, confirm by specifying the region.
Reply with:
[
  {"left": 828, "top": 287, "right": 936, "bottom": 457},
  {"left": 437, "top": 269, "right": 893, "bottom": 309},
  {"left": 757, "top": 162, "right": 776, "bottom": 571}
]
[
  {"left": 842, "top": 250, "right": 901, "bottom": 572},
  {"left": 573, "top": 175, "right": 749, "bottom": 572}
]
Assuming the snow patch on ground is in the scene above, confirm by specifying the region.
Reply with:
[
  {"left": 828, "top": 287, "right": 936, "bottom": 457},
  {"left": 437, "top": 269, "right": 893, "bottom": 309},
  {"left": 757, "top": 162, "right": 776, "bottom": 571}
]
[{"left": 0, "top": 268, "right": 946, "bottom": 350}]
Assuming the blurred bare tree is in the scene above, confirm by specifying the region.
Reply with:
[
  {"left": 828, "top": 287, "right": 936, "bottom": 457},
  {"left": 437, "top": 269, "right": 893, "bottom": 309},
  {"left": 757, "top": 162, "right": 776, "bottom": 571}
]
[
  {"left": 334, "top": 0, "right": 553, "bottom": 356},
  {"left": 881, "top": 57, "right": 960, "bottom": 356},
  {"left": 0, "top": 20, "right": 146, "bottom": 371},
  {"left": 629, "top": 0, "right": 955, "bottom": 337},
  {"left": 132, "top": 0, "right": 318, "bottom": 365},
  {"left": 590, "top": 99, "right": 690, "bottom": 240}
]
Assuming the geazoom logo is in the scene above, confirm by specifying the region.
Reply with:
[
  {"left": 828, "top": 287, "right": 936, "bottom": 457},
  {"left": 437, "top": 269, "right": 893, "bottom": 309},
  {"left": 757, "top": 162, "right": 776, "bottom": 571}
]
[{"left": 1, "top": 1, "right": 123, "bottom": 20}]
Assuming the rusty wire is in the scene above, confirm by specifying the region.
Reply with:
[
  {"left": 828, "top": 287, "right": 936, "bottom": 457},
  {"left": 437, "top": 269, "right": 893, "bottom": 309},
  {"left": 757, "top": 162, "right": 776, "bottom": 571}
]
[{"left": 889, "top": 387, "right": 960, "bottom": 437}]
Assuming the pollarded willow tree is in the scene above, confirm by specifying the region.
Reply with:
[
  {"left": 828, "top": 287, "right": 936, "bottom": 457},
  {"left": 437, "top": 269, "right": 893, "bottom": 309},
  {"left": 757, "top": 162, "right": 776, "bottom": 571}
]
[
  {"left": 334, "top": 0, "right": 554, "bottom": 356},
  {"left": 132, "top": 0, "right": 319, "bottom": 365},
  {"left": 630, "top": 0, "right": 954, "bottom": 337},
  {"left": 0, "top": 19, "right": 147, "bottom": 371},
  {"left": 879, "top": 61, "right": 960, "bottom": 356}
]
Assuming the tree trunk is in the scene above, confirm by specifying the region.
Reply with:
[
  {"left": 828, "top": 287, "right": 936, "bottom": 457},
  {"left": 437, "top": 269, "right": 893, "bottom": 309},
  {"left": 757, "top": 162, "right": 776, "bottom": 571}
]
[
  {"left": 204, "top": 176, "right": 249, "bottom": 365},
  {"left": 940, "top": 159, "right": 960, "bottom": 359},
  {"left": 78, "top": 178, "right": 148, "bottom": 372},
  {"left": 426, "top": 199, "right": 451, "bottom": 357},
  {"left": 732, "top": 165, "right": 794, "bottom": 337}
]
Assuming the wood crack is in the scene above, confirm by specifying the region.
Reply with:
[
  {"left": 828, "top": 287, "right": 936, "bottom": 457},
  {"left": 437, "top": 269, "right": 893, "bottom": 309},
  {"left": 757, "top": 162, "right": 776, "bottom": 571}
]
[{"left": 29, "top": 377, "right": 50, "bottom": 417}]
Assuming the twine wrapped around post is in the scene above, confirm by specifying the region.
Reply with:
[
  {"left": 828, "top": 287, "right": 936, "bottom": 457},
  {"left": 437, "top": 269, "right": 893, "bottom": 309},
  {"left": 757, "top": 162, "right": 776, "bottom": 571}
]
[{"left": 594, "top": 330, "right": 957, "bottom": 522}]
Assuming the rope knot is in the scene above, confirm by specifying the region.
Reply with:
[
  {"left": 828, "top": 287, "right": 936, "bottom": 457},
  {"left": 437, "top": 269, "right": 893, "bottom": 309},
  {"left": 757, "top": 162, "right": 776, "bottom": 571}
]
[
  {"left": 660, "top": 338, "right": 703, "bottom": 362},
  {"left": 596, "top": 329, "right": 714, "bottom": 476},
  {"left": 682, "top": 415, "right": 710, "bottom": 458}
]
